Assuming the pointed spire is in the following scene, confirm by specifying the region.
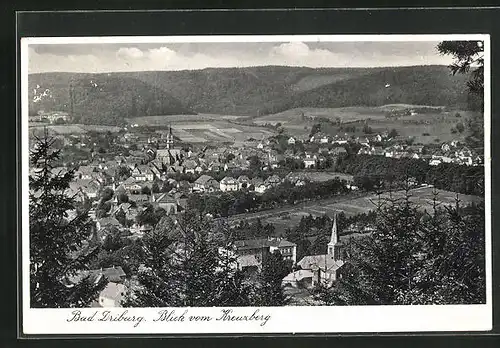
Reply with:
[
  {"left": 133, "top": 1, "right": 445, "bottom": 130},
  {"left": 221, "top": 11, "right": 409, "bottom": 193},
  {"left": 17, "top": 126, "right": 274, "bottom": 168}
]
[{"left": 330, "top": 213, "right": 338, "bottom": 244}]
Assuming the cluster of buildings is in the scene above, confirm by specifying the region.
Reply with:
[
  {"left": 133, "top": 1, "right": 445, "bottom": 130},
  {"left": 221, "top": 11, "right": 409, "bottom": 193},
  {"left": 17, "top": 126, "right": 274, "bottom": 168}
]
[
  {"left": 29, "top": 110, "right": 71, "bottom": 124},
  {"left": 357, "top": 140, "right": 483, "bottom": 166}
]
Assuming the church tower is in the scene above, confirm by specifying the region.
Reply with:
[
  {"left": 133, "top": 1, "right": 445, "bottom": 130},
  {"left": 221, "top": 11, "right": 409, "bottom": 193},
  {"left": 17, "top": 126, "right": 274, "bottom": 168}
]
[
  {"left": 166, "top": 126, "right": 174, "bottom": 149},
  {"left": 327, "top": 213, "right": 338, "bottom": 257}
]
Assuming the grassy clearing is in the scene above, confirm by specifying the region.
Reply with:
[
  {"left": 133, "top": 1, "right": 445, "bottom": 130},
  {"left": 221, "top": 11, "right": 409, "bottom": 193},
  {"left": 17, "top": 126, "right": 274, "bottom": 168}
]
[{"left": 253, "top": 106, "right": 480, "bottom": 145}]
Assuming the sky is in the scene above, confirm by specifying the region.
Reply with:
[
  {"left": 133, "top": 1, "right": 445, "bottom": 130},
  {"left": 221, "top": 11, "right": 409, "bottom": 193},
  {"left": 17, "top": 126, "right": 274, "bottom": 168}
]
[{"left": 27, "top": 40, "right": 454, "bottom": 73}]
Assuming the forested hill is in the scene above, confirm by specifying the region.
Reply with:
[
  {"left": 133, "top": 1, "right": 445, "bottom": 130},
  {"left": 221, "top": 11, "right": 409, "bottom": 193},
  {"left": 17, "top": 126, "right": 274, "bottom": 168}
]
[
  {"left": 29, "top": 65, "right": 472, "bottom": 125},
  {"left": 28, "top": 74, "right": 196, "bottom": 125},
  {"left": 260, "top": 65, "right": 472, "bottom": 114}
]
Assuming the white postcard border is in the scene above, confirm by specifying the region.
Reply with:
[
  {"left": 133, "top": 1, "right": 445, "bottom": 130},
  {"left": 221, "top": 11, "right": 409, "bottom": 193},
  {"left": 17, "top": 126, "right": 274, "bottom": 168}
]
[{"left": 20, "top": 34, "right": 492, "bottom": 335}]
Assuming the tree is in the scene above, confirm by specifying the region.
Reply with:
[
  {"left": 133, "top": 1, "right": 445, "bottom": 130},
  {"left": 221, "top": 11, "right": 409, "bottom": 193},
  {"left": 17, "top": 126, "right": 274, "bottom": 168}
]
[
  {"left": 456, "top": 122, "right": 465, "bottom": 134},
  {"left": 124, "top": 213, "right": 256, "bottom": 307},
  {"left": 437, "top": 40, "right": 484, "bottom": 147},
  {"left": 115, "top": 208, "right": 127, "bottom": 227},
  {"left": 314, "top": 191, "right": 485, "bottom": 305},
  {"left": 362, "top": 124, "right": 373, "bottom": 134},
  {"left": 95, "top": 201, "right": 111, "bottom": 219},
  {"left": 116, "top": 166, "right": 131, "bottom": 181},
  {"left": 117, "top": 192, "right": 129, "bottom": 204},
  {"left": 309, "top": 123, "right": 321, "bottom": 138},
  {"left": 141, "top": 185, "right": 151, "bottom": 195},
  {"left": 257, "top": 251, "right": 290, "bottom": 306},
  {"left": 136, "top": 203, "right": 159, "bottom": 227},
  {"left": 29, "top": 129, "right": 107, "bottom": 308},
  {"left": 151, "top": 181, "right": 160, "bottom": 194},
  {"left": 388, "top": 128, "right": 399, "bottom": 138},
  {"left": 100, "top": 187, "right": 114, "bottom": 202}
]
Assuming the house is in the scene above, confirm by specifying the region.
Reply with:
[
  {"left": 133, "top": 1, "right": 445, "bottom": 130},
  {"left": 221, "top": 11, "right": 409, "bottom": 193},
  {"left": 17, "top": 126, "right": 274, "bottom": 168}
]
[
  {"left": 131, "top": 165, "right": 155, "bottom": 182},
  {"left": 183, "top": 159, "right": 198, "bottom": 174},
  {"left": 287, "top": 137, "right": 296, "bottom": 145},
  {"left": 319, "top": 135, "right": 330, "bottom": 144},
  {"left": 177, "top": 180, "right": 193, "bottom": 192},
  {"left": 97, "top": 282, "right": 127, "bottom": 308},
  {"left": 332, "top": 135, "right": 349, "bottom": 145},
  {"left": 330, "top": 147, "right": 347, "bottom": 157},
  {"left": 96, "top": 217, "right": 121, "bottom": 232},
  {"left": 194, "top": 165, "right": 205, "bottom": 174},
  {"left": 255, "top": 183, "right": 268, "bottom": 194},
  {"left": 39, "top": 111, "right": 71, "bottom": 124},
  {"left": 128, "top": 194, "right": 150, "bottom": 205},
  {"left": 303, "top": 153, "right": 317, "bottom": 168},
  {"left": 75, "top": 165, "right": 95, "bottom": 180},
  {"left": 407, "top": 145, "right": 424, "bottom": 154},
  {"left": 220, "top": 176, "right": 239, "bottom": 192},
  {"left": 294, "top": 214, "right": 344, "bottom": 287},
  {"left": 250, "top": 177, "right": 264, "bottom": 190},
  {"left": 194, "top": 175, "right": 219, "bottom": 192},
  {"left": 70, "top": 179, "right": 100, "bottom": 199},
  {"left": 282, "top": 269, "right": 315, "bottom": 288},
  {"left": 234, "top": 237, "right": 297, "bottom": 272},
  {"left": 151, "top": 193, "right": 177, "bottom": 215},
  {"left": 237, "top": 175, "right": 251, "bottom": 189},
  {"left": 264, "top": 174, "right": 282, "bottom": 187}
]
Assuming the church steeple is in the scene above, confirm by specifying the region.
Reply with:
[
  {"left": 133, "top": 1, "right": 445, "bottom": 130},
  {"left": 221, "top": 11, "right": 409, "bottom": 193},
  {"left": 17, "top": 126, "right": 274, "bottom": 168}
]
[
  {"left": 166, "top": 125, "right": 174, "bottom": 149},
  {"left": 327, "top": 213, "right": 338, "bottom": 257}
]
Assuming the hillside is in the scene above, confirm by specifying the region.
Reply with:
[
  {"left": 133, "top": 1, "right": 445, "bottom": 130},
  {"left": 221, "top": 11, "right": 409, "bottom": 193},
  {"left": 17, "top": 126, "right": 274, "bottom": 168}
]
[
  {"left": 29, "top": 73, "right": 195, "bottom": 126},
  {"left": 259, "top": 66, "right": 470, "bottom": 114},
  {"left": 28, "top": 65, "right": 472, "bottom": 125},
  {"left": 128, "top": 66, "right": 382, "bottom": 115}
]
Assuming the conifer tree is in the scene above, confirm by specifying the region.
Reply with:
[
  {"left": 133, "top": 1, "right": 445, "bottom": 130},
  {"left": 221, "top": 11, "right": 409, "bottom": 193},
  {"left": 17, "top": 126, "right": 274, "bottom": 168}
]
[
  {"left": 29, "top": 129, "right": 107, "bottom": 308},
  {"left": 256, "top": 250, "right": 290, "bottom": 306},
  {"left": 124, "top": 211, "right": 255, "bottom": 307},
  {"left": 314, "top": 189, "right": 485, "bottom": 305}
]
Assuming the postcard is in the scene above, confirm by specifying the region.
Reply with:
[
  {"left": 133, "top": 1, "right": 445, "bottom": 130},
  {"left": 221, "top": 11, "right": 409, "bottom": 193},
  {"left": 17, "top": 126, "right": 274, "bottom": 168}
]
[{"left": 20, "top": 34, "right": 491, "bottom": 335}]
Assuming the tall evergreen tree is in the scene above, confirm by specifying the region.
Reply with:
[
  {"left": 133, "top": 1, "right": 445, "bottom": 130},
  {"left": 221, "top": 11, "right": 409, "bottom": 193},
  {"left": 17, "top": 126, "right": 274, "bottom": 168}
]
[
  {"left": 256, "top": 250, "right": 290, "bottom": 306},
  {"left": 314, "top": 190, "right": 485, "bottom": 305},
  {"left": 29, "top": 129, "right": 107, "bottom": 308},
  {"left": 124, "top": 212, "right": 255, "bottom": 307},
  {"left": 437, "top": 40, "right": 484, "bottom": 147}
]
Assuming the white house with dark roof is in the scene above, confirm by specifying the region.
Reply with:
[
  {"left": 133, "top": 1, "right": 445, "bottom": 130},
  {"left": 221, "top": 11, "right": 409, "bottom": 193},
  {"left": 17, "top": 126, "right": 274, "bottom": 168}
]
[
  {"left": 291, "top": 214, "right": 344, "bottom": 288},
  {"left": 194, "top": 175, "right": 219, "bottom": 192},
  {"left": 220, "top": 176, "right": 239, "bottom": 192}
]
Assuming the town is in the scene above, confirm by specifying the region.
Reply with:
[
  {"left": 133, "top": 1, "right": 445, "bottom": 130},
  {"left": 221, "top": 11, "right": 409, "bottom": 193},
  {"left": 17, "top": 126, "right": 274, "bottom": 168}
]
[
  {"left": 29, "top": 109, "right": 484, "bottom": 307},
  {"left": 27, "top": 39, "right": 486, "bottom": 309}
]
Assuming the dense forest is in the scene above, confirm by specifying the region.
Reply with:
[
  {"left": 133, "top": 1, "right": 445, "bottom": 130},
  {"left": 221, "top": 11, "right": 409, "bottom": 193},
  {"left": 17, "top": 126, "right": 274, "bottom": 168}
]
[{"left": 29, "top": 65, "right": 473, "bottom": 125}]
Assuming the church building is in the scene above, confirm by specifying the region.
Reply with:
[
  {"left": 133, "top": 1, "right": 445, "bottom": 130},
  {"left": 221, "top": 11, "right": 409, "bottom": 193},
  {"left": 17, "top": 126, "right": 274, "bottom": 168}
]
[
  {"left": 283, "top": 214, "right": 345, "bottom": 288},
  {"left": 155, "top": 126, "right": 183, "bottom": 166}
]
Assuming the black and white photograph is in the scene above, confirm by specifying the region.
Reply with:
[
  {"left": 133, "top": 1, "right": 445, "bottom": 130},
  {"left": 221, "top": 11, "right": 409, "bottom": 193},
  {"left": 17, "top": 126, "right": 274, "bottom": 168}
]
[{"left": 21, "top": 34, "right": 491, "bottom": 334}]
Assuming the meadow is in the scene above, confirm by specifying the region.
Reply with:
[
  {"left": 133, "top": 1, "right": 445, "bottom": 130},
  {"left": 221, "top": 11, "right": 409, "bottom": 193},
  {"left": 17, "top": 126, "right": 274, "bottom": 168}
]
[
  {"left": 28, "top": 124, "right": 122, "bottom": 136},
  {"left": 263, "top": 186, "right": 483, "bottom": 234},
  {"left": 252, "top": 105, "right": 477, "bottom": 144}
]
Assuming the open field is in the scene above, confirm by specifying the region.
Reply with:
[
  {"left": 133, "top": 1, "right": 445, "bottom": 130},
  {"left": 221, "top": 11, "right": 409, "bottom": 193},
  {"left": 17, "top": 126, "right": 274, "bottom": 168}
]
[
  {"left": 167, "top": 121, "right": 275, "bottom": 143},
  {"left": 229, "top": 186, "right": 483, "bottom": 234},
  {"left": 28, "top": 124, "right": 122, "bottom": 136},
  {"left": 128, "top": 113, "right": 247, "bottom": 125},
  {"left": 252, "top": 105, "right": 477, "bottom": 144},
  {"left": 291, "top": 186, "right": 482, "bottom": 218}
]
